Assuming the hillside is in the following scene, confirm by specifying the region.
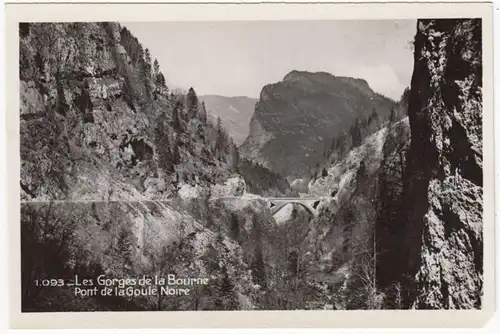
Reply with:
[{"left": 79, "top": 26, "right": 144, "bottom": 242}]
[
  {"left": 19, "top": 19, "right": 483, "bottom": 312},
  {"left": 19, "top": 22, "right": 259, "bottom": 311},
  {"left": 19, "top": 22, "right": 306, "bottom": 312},
  {"left": 19, "top": 22, "right": 239, "bottom": 201},
  {"left": 239, "top": 70, "right": 395, "bottom": 179},
  {"left": 300, "top": 116, "right": 411, "bottom": 309},
  {"left": 295, "top": 19, "right": 483, "bottom": 310},
  {"left": 200, "top": 95, "right": 257, "bottom": 145}
]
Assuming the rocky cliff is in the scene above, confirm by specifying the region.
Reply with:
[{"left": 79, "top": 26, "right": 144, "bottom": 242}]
[
  {"left": 19, "top": 22, "right": 261, "bottom": 311},
  {"left": 239, "top": 70, "right": 394, "bottom": 179},
  {"left": 401, "top": 19, "right": 483, "bottom": 309},
  {"left": 21, "top": 199, "right": 280, "bottom": 311},
  {"left": 200, "top": 95, "right": 257, "bottom": 145},
  {"left": 276, "top": 19, "right": 484, "bottom": 310},
  {"left": 19, "top": 22, "right": 240, "bottom": 201}
]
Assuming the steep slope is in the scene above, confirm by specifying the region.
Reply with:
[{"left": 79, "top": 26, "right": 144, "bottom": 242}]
[
  {"left": 240, "top": 70, "right": 395, "bottom": 179},
  {"left": 401, "top": 19, "right": 483, "bottom": 309},
  {"left": 311, "top": 88, "right": 409, "bottom": 182},
  {"left": 286, "top": 117, "right": 410, "bottom": 309},
  {"left": 21, "top": 199, "right": 275, "bottom": 311},
  {"left": 283, "top": 19, "right": 483, "bottom": 311},
  {"left": 19, "top": 22, "right": 299, "bottom": 312},
  {"left": 239, "top": 158, "right": 297, "bottom": 197},
  {"left": 200, "top": 95, "right": 257, "bottom": 145},
  {"left": 19, "top": 23, "right": 239, "bottom": 201}
]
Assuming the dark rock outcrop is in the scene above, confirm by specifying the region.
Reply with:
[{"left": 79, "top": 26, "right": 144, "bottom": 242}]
[
  {"left": 402, "top": 19, "right": 483, "bottom": 309},
  {"left": 240, "top": 70, "right": 394, "bottom": 179}
]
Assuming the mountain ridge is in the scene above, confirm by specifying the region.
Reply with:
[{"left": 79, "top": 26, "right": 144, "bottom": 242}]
[
  {"left": 200, "top": 95, "right": 257, "bottom": 146},
  {"left": 240, "top": 70, "right": 395, "bottom": 179}
]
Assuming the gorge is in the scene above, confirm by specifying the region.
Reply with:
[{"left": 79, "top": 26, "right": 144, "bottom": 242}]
[{"left": 20, "top": 19, "right": 483, "bottom": 311}]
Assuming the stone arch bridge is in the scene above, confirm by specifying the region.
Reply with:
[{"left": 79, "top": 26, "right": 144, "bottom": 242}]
[{"left": 265, "top": 197, "right": 322, "bottom": 216}]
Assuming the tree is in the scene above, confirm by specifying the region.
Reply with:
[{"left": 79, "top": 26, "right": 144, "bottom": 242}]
[
  {"left": 287, "top": 250, "right": 299, "bottom": 279},
  {"left": 251, "top": 245, "right": 267, "bottom": 290},
  {"left": 322, "top": 168, "right": 328, "bottom": 177},
  {"left": 154, "top": 114, "right": 174, "bottom": 173},
  {"left": 186, "top": 87, "right": 198, "bottom": 120},
  {"left": 116, "top": 227, "right": 133, "bottom": 268},
  {"left": 199, "top": 101, "right": 208, "bottom": 125},
  {"left": 171, "top": 102, "right": 182, "bottom": 132},
  {"left": 389, "top": 106, "right": 396, "bottom": 123},
  {"left": 153, "top": 58, "right": 160, "bottom": 79},
  {"left": 172, "top": 138, "right": 181, "bottom": 165},
  {"left": 215, "top": 266, "right": 239, "bottom": 310},
  {"left": 151, "top": 58, "right": 162, "bottom": 99},
  {"left": 201, "top": 244, "right": 219, "bottom": 274},
  {"left": 156, "top": 72, "right": 168, "bottom": 95},
  {"left": 231, "top": 143, "right": 240, "bottom": 172},
  {"left": 356, "top": 160, "right": 368, "bottom": 188},
  {"left": 351, "top": 118, "right": 362, "bottom": 147},
  {"left": 250, "top": 215, "right": 267, "bottom": 290},
  {"left": 215, "top": 117, "right": 227, "bottom": 159},
  {"left": 144, "top": 48, "right": 152, "bottom": 78}
]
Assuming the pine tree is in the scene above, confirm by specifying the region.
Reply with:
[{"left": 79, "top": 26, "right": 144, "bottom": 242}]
[
  {"left": 215, "top": 117, "right": 226, "bottom": 159},
  {"left": 389, "top": 106, "right": 396, "bottom": 123},
  {"left": 171, "top": 101, "right": 182, "bottom": 132},
  {"left": 173, "top": 138, "right": 181, "bottom": 165},
  {"left": 153, "top": 58, "right": 160, "bottom": 80},
  {"left": 199, "top": 101, "right": 208, "bottom": 125},
  {"left": 144, "top": 48, "right": 152, "bottom": 78},
  {"left": 156, "top": 72, "right": 168, "bottom": 95},
  {"left": 186, "top": 87, "right": 198, "bottom": 120},
  {"left": 322, "top": 168, "right": 328, "bottom": 177},
  {"left": 231, "top": 143, "right": 240, "bottom": 172},
  {"left": 217, "top": 266, "right": 239, "bottom": 310},
  {"left": 116, "top": 227, "right": 132, "bottom": 267},
  {"left": 287, "top": 250, "right": 299, "bottom": 278},
  {"left": 215, "top": 116, "right": 221, "bottom": 130},
  {"left": 155, "top": 114, "right": 174, "bottom": 173},
  {"left": 250, "top": 215, "right": 267, "bottom": 289},
  {"left": 201, "top": 244, "right": 220, "bottom": 274},
  {"left": 251, "top": 245, "right": 267, "bottom": 290},
  {"left": 152, "top": 58, "right": 161, "bottom": 98},
  {"left": 351, "top": 118, "right": 362, "bottom": 147}
]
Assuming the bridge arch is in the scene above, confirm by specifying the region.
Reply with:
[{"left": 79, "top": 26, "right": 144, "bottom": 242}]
[{"left": 270, "top": 201, "right": 317, "bottom": 216}]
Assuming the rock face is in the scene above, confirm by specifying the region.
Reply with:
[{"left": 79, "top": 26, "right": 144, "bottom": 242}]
[
  {"left": 403, "top": 19, "right": 483, "bottom": 309},
  {"left": 258, "top": 115, "right": 409, "bottom": 310},
  {"left": 19, "top": 23, "right": 238, "bottom": 201},
  {"left": 200, "top": 95, "right": 257, "bottom": 145},
  {"left": 240, "top": 70, "right": 394, "bottom": 179},
  {"left": 18, "top": 22, "right": 295, "bottom": 312},
  {"left": 21, "top": 200, "right": 274, "bottom": 311}
]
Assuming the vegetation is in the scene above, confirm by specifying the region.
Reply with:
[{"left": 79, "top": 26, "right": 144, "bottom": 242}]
[{"left": 239, "top": 158, "right": 297, "bottom": 197}]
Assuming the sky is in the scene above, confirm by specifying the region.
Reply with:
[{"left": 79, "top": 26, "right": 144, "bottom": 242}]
[{"left": 124, "top": 20, "right": 417, "bottom": 100}]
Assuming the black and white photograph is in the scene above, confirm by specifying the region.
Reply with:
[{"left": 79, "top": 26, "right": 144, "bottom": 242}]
[{"left": 18, "top": 16, "right": 485, "bottom": 313}]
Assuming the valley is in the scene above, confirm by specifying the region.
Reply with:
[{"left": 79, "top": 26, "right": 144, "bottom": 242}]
[{"left": 20, "top": 19, "right": 483, "bottom": 311}]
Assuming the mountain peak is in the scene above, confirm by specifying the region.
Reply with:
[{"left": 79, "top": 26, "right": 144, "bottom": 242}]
[
  {"left": 282, "top": 70, "right": 375, "bottom": 97},
  {"left": 241, "top": 69, "right": 395, "bottom": 178},
  {"left": 283, "top": 70, "right": 335, "bottom": 82}
]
